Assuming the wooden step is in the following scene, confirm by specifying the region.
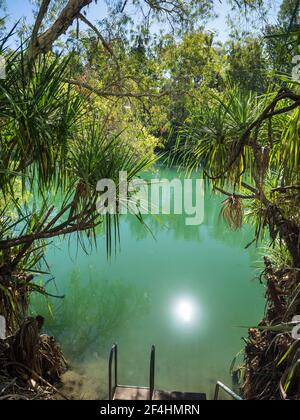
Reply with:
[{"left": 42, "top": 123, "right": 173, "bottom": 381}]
[
  {"left": 113, "top": 386, "right": 207, "bottom": 401},
  {"left": 154, "top": 390, "right": 207, "bottom": 401},
  {"left": 114, "top": 386, "right": 150, "bottom": 400}
]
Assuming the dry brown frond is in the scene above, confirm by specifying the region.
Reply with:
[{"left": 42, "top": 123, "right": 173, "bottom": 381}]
[{"left": 220, "top": 195, "right": 243, "bottom": 230}]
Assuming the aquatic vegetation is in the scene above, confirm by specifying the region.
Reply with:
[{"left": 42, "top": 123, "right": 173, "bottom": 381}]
[{"left": 30, "top": 271, "right": 151, "bottom": 360}]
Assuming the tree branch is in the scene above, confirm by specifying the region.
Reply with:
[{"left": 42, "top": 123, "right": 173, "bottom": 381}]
[
  {"left": 241, "top": 182, "right": 259, "bottom": 195},
  {"left": 78, "top": 13, "right": 119, "bottom": 69},
  {"left": 66, "top": 78, "right": 174, "bottom": 98},
  {"left": 30, "top": 0, "right": 52, "bottom": 48},
  {"left": 207, "top": 89, "right": 300, "bottom": 180},
  {"left": 121, "top": 0, "right": 129, "bottom": 13},
  {"left": 0, "top": 219, "right": 98, "bottom": 250},
  {"left": 214, "top": 186, "right": 257, "bottom": 200},
  {"left": 28, "top": 0, "right": 93, "bottom": 61},
  {"left": 0, "top": 199, "right": 100, "bottom": 250},
  {"left": 272, "top": 185, "right": 300, "bottom": 193}
]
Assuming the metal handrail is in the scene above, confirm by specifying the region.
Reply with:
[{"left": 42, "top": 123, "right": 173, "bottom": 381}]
[
  {"left": 149, "top": 345, "right": 156, "bottom": 400},
  {"left": 108, "top": 344, "right": 118, "bottom": 400},
  {"left": 214, "top": 381, "right": 243, "bottom": 401}
]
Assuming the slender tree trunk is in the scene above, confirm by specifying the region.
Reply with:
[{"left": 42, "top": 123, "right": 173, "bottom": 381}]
[
  {"left": 28, "top": 0, "right": 93, "bottom": 61},
  {"left": 269, "top": 206, "right": 300, "bottom": 268}
]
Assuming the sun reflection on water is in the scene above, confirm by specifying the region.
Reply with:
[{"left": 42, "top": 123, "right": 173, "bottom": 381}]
[{"left": 173, "top": 297, "right": 199, "bottom": 326}]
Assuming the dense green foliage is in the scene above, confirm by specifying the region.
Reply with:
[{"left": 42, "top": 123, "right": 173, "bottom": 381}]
[
  {"left": 0, "top": 0, "right": 300, "bottom": 400},
  {"left": 173, "top": 3, "right": 300, "bottom": 400}
]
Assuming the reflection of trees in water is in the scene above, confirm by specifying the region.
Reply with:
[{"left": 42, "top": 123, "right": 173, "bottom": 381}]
[
  {"left": 124, "top": 184, "right": 262, "bottom": 256},
  {"left": 30, "top": 271, "right": 151, "bottom": 360},
  {"left": 205, "top": 191, "right": 264, "bottom": 261},
  {"left": 121, "top": 166, "right": 263, "bottom": 257},
  {"left": 123, "top": 166, "right": 205, "bottom": 243},
  {"left": 125, "top": 212, "right": 203, "bottom": 243}
]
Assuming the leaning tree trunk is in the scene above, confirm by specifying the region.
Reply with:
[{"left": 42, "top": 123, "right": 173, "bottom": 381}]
[{"left": 28, "top": 0, "right": 93, "bottom": 62}]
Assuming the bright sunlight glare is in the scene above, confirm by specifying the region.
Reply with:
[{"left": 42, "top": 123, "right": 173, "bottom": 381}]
[{"left": 173, "top": 297, "right": 198, "bottom": 325}]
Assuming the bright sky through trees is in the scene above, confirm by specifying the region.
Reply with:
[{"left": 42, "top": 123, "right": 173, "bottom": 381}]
[{"left": 2, "top": 0, "right": 281, "bottom": 43}]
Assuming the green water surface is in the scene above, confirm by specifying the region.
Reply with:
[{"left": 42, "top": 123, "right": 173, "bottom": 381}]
[{"left": 31, "top": 167, "right": 265, "bottom": 399}]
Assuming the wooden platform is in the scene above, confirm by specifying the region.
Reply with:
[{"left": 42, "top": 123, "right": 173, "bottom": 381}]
[
  {"left": 113, "top": 386, "right": 206, "bottom": 401},
  {"left": 154, "top": 390, "right": 207, "bottom": 400},
  {"left": 114, "top": 386, "right": 151, "bottom": 400}
]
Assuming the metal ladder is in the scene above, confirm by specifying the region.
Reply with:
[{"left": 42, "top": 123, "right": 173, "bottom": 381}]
[
  {"left": 108, "top": 344, "right": 242, "bottom": 401},
  {"left": 214, "top": 381, "right": 243, "bottom": 400},
  {"left": 109, "top": 343, "right": 156, "bottom": 400}
]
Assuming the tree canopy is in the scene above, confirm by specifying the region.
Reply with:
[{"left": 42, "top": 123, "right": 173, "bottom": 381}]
[{"left": 1, "top": 0, "right": 300, "bottom": 401}]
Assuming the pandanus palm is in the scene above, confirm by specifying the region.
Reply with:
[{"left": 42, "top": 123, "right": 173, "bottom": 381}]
[
  {"left": 176, "top": 87, "right": 263, "bottom": 186},
  {"left": 179, "top": 78, "right": 300, "bottom": 399},
  {"left": 0, "top": 37, "right": 156, "bottom": 333}
]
